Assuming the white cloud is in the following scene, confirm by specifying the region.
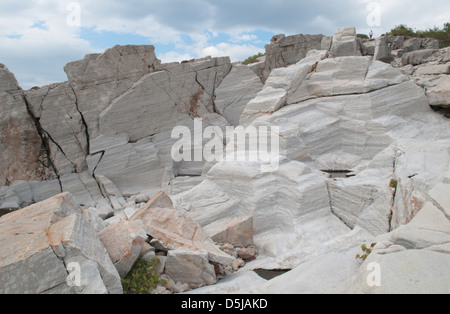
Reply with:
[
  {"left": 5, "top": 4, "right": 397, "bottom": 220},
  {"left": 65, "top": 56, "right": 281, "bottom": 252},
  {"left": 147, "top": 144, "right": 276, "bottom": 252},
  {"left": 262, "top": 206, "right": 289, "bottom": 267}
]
[
  {"left": 158, "top": 51, "right": 195, "bottom": 64},
  {"left": 0, "top": 0, "right": 98, "bottom": 88},
  {"left": 308, "top": 15, "right": 338, "bottom": 34},
  {"left": 230, "top": 33, "right": 258, "bottom": 43},
  {"left": 201, "top": 43, "right": 263, "bottom": 62}
]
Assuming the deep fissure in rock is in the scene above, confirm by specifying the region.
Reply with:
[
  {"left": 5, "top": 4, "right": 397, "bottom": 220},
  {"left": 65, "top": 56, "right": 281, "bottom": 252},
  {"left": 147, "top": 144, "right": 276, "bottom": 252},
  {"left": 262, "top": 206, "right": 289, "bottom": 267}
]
[
  {"left": 321, "top": 170, "right": 355, "bottom": 179},
  {"left": 254, "top": 269, "right": 291, "bottom": 280},
  {"left": 22, "top": 95, "right": 63, "bottom": 192}
]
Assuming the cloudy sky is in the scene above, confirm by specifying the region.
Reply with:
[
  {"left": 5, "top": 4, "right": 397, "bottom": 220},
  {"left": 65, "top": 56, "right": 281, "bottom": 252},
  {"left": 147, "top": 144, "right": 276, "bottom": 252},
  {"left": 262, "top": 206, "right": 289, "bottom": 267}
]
[{"left": 1, "top": 0, "right": 449, "bottom": 89}]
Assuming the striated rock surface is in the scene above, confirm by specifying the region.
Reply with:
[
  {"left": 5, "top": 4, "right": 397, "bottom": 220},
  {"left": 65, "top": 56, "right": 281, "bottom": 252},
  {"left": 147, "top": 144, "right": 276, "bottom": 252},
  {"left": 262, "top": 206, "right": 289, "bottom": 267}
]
[
  {"left": 248, "top": 56, "right": 449, "bottom": 172},
  {"left": 1, "top": 47, "right": 234, "bottom": 214},
  {"left": 64, "top": 45, "right": 161, "bottom": 140},
  {"left": 351, "top": 203, "right": 450, "bottom": 294},
  {"left": 24, "top": 83, "right": 89, "bottom": 175},
  {"left": 215, "top": 63, "right": 263, "bottom": 126},
  {"left": 240, "top": 50, "right": 328, "bottom": 126},
  {"left": 98, "top": 56, "right": 231, "bottom": 141},
  {"left": 173, "top": 158, "right": 360, "bottom": 270}
]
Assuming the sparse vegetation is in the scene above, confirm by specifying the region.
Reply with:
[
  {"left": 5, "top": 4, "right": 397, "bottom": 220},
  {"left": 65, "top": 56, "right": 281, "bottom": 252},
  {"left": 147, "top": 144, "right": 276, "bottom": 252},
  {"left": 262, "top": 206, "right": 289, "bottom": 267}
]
[
  {"left": 387, "top": 24, "right": 416, "bottom": 37},
  {"left": 387, "top": 23, "right": 450, "bottom": 48},
  {"left": 356, "top": 243, "right": 377, "bottom": 261},
  {"left": 121, "top": 258, "right": 166, "bottom": 294},
  {"left": 387, "top": 179, "right": 398, "bottom": 231},
  {"left": 389, "top": 179, "right": 398, "bottom": 189},
  {"left": 242, "top": 52, "right": 266, "bottom": 65},
  {"left": 357, "top": 34, "right": 369, "bottom": 40}
]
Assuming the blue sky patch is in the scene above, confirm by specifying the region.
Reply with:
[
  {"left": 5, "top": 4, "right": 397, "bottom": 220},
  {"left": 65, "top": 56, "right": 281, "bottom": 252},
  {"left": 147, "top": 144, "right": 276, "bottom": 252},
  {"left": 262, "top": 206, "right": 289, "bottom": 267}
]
[
  {"left": 31, "top": 20, "right": 48, "bottom": 30},
  {"left": 6, "top": 34, "right": 22, "bottom": 39},
  {"left": 80, "top": 28, "right": 153, "bottom": 50}
]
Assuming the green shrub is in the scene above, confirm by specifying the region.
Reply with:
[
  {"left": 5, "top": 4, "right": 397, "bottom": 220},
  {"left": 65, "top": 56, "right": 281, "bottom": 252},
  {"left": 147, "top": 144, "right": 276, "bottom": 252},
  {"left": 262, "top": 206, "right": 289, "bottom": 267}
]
[
  {"left": 356, "top": 243, "right": 377, "bottom": 261},
  {"left": 121, "top": 258, "right": 166, "bottom": 294},
  {"left": 357, "top": 34, "right": 369, "bottom": 40},
  {"left": 242, "top": 52, "right": 266, "bottom": 65},
  {"left": 389, "top": 179, "right": 398, "bottom": 189},
  {"left": 387, "top": 24, "right": 416, "bottom": 37}
]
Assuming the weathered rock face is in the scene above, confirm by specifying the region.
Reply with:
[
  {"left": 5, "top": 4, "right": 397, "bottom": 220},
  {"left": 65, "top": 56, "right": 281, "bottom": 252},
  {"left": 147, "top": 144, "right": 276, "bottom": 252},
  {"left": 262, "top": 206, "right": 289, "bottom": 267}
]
[
  {"left": 261, "top": 33, "right": 324, "bottom": 82},
  {"left": 64, "top": 45, "right": 161, "bottom": 140},
  {"left": 402, "top": 49, "right": 439, "bottom": 66},
  {"left": 206, "top": 216, "right": 254, "bottom": 248},
  {"left": 130, "top": 200, "right": 234, "bottom": 266},
  {"left": 0, "top": 65, "right": 54, "bottom": 188},
  {"left": 165, "top": 250, "right": 217, "bottom": 289},
  {"left": 1, "top": 46, "right": 235, "bottom": 212},
  {"left": 0, "top": 64, "right": 21, "bottom": 92},
  {"left": 386, "top": 35, "right": 440, "bottom": 57},
  {"left": 0, "top": 193, "right": 122, "bottom": 294},
  {"left": 394, "top": 47, "right": 450, "bottom": 116},
  {"left": 98, "top": 56, "right": 231, "bottom": 141},
  {"left": 24, "top": 83, "right": 89, "bottom": 175},
  {"left": 361, "top": 35, "right": 440, "bottom": 64},
  {"left": 329, "top": 27, "right": 362, "bottom": 57},
  {"left": 361, "top": 39, "right": 376, "bottom": 56},
  {"left": 373, "top": 36, "right": 393, "bottom": 63},
  {"left": 240, "top": 50, "right": 328, "bottom": 126},
  {"left": 98, "top": 220, "right": 147, "bottom": 278},
  {"left": 414, "top": 73, "right": 450, "bottom": 108},
  {"left": 81, "top": 53, "right": 231, "bottom": 198}
]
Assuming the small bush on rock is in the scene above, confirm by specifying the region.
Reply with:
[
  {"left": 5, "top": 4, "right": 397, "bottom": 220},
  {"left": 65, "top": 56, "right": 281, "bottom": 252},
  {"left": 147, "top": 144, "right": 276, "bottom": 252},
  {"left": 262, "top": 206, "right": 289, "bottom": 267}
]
[
  {"left": 387, "top": 24, "right": 416, "bottom": 37},
  {"left": 121, "top": 258, "right": 166, "bottom": 294},
  {"left": 242, "top": 52, "right": 266, "bottom": 65},
  {"left": 356, "top": 243, "right": 377, "bottom": 261},
  {"left": 389, "top": 179, "right": 398, "bottom": 189}
]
